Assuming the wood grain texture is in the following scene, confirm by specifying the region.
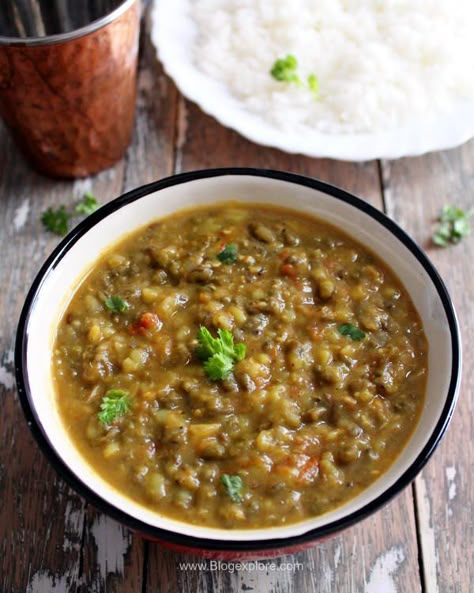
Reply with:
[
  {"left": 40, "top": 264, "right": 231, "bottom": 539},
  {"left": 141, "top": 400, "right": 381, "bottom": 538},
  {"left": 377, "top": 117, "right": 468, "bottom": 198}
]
[
  {"left": 0, "top": 125, "right": 124, "bottom": 593},
  {"left": 122, "top": 15, "right": 179, "bottom": 192},
  {"left": 146, "top": 93, "right": 423, "bottom": 593},
  {"left": 381, "top": 142, "right": 474, "bottom": 593}
]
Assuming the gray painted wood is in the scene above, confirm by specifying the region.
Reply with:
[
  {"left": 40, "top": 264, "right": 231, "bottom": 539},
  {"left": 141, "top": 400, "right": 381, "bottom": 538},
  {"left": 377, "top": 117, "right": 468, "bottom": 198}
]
[{"left": 381, "top": 145, "right": 474, "bottom": 593}]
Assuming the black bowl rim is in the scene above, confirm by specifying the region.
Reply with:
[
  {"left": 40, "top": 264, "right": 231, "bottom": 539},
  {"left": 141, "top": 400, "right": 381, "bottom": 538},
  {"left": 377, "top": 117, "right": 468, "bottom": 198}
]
[{"left": 15, "top": 167, "right": 461, "bottom": 553}]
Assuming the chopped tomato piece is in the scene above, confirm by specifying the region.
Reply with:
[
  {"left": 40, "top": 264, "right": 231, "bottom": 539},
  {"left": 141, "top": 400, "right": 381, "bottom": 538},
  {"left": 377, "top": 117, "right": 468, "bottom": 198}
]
[
  {"left": 139, "top": 312, "right": 159, "bottom": 329},
  {"left": 297, "top": 457, "right": 319, "bottom": 485},
  {"left": 129, "top": 312, "right": 160, "bottom": 335},
  {"left": 280, "top": 262, "right": 301, "bottom": 288},
  {"left": 280, "top": 263, "right": 296, "bottom": 277}
]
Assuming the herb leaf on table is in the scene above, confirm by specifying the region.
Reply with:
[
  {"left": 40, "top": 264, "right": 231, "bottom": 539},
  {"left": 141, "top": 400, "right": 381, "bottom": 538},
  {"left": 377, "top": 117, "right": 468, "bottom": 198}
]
[
  {"left": 41, "top": 206, "right": 71, "bottom": 236},
  {"left": 41, "top": 192, "right": 101, "bottom": 236},
  {"left": 76, "top": 191, "right": 99, "bottom": 215},
  {"left": 433, "top": 204, "right": 472, "bottom": 247}
]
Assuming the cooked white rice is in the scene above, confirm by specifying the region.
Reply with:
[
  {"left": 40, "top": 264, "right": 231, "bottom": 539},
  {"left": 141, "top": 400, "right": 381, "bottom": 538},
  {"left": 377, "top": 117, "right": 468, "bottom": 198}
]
[{"left": 191, "top": 0, "right": 474, "bottom": 134}]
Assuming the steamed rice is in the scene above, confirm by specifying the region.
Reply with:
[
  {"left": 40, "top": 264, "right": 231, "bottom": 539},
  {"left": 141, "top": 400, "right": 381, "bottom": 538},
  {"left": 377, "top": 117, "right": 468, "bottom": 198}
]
[{"left": 191, "top": 0, "right": 474, "bottom": 134}]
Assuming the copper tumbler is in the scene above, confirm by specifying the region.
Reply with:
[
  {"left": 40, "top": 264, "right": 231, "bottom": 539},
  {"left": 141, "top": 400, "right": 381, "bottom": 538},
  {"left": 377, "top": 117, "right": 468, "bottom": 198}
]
[{"left": 0, "top": 0, "right": 140, "bottom": 178}]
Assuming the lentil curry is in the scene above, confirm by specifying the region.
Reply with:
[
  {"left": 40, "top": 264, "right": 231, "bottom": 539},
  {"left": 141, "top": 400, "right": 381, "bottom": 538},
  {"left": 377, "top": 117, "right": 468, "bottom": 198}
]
[{"left": 53, "top": 204, "right": 427, "bottom": 528}]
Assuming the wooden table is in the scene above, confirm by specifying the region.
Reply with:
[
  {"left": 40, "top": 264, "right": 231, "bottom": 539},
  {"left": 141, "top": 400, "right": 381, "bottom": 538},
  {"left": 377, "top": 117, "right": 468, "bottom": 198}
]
[{"left": 1, "top": 18, "right": 473, "bottom": 593}]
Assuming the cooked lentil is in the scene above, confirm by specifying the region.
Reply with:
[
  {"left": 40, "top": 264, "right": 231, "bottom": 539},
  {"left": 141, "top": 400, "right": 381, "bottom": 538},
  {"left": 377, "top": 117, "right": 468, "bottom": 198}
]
[{"left": 53, "top": 203, "right": 427, "bottom": 528}]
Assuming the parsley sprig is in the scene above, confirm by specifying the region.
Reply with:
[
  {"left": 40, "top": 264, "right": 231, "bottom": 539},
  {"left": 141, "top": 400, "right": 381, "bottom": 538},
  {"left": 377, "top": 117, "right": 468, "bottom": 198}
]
[
  {"left": 98, "top": 389, "right": 130, "bottom": 426},
  {"left": 270, "top": 54, "right": 319, "bottom": 97},
  {"left": 433, "top": 205, "right": 472, "bottom": 247},
  {"left": 220, "top": 474, "right": 243, "bottom": 503},
  {"left": 196, "top": 327, "right": 246, "bottom": 381}
]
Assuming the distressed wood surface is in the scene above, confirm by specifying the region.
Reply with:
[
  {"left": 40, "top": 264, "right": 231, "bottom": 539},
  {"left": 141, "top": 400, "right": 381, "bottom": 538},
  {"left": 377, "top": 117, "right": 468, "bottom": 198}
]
[
  {"left": 381, "top": 147, "right": 474, "bottom": 593},
  {"left": 0, "top": 19, "right": 472, "bottom": 593}
]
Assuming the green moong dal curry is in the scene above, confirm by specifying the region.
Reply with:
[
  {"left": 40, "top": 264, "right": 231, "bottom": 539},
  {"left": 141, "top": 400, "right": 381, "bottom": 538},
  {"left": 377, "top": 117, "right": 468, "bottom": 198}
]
[{"left": 53, "top": 203, "right": 427, "bottom": 528}]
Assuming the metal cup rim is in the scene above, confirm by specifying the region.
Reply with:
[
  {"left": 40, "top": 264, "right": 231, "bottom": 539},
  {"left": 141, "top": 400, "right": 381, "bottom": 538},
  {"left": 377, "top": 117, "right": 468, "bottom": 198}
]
[{"left": 0, "top": 0, "right": 138, "bottom": 46}]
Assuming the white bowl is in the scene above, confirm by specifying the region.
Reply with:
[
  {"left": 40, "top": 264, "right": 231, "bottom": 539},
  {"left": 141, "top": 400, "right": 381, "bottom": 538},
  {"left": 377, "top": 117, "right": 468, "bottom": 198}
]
[{"left": 15, "top": 169, "right": 461, "bottom": 558}]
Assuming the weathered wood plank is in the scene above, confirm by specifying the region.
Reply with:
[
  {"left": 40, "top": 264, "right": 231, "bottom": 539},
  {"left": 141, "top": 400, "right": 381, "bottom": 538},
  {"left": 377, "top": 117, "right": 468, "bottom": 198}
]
[
  {"left": 78, "top": 508, "right": 143, "bottom": 593},
  {"left": 147, "top": 493, "right": 419, "bottom": 593},
  {"left": 381, "top": 141, "right": 474, "bottom": 593},
  {"left": 122, "top": 15, "right": 179, "bottom": 192},
  {"left": 174, "top": 99, "right": 381, "bottom": 208},
  {"left": 0, "top": 125, "right": 124, "bottom": 593},
  {"left": 146, "top": 99, "right": 423, "bottom": 593}
]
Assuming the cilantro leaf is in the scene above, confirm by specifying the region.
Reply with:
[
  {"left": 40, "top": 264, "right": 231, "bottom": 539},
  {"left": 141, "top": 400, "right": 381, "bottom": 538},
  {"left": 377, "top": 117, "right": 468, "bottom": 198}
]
[
  {"left": 217, "top": 244, "right": 238, "bottom": 264},
  {"left": 196, "top": 326, "right": 220, "bottom": 360},
  {"left": 105, "top": 296, "right": 129, "bottom": 313},
  {"left": 98, "top": 389, "right": 130, "bottom": 426},
  {"left": 218, "top": 327, "right": 238, "bottom": 358},
  {"left": 440, "top": 205, "right": 466, "bottom": 223},
  {"left": 220, "top": 474, "right": 243, "bottom": 503},
  {"left": 76, "top": 191, "right": 99, "bottom": 215},
  {"left": 204, "top": 353, "right": 234, "bottom": 381},
  {"left": 308, "top": 73, "right": 319, "bottom": 97},
  {"left": 432, "top": 233, "right": 448, "bottom": 247},
  {"left": 41, "top": 206, "right": 71, "bottom": 236},
  {"left": 338, "top": 323, "right": 366, "bottom": 341},
  {"left": 433, "top": 204, "right": 472, "bottom": 247},
  {"left": 41, "top": 192, "right": 101, "bottom": 237},
  {"left": 196, "top": 326, "right": 246, "bottom": 380},
  {"left": 270, "top": 54, "right": 302, "bottom": 86},
  {"left": 233, "top": 342, "right": 246, "bottom": 361},
  {"left": 271, "top": 55, "right": 320, "bottom": 97}
]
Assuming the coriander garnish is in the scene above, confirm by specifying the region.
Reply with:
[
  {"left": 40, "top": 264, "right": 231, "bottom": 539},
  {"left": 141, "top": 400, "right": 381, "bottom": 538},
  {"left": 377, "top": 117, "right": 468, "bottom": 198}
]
[
  {"left": 338, "top": 323, "right": 365, "bottom": 341},
  {"left": 41, "top": 192, "right": 101, "bottom": 236},
  {"left": 307, "top": 73, "right": 319, "bottom": 97},
  {"left": 98, "top": 389, "right": 130, "bottom": 426},
  {"left": 76, "top": 191, "right": 99, "bottom": 215},
  {"left": 270, "top": 54, "right": 302, "bottom": 85},
  {"left": 220, "top": 474, "right": 243, "bottom": 503},
  {"left": 271, "top": 55, "right": 319, "bottom": 96},
  {"left": 105, "top": 296, "right": 129, "bottom": 313},
  {"left": 217, "top": 243, "right": 238, "bottom": 264},
  {"left": 196, "top": 326, "right": 246, "bottom": 381},
  {"left": 433, "top": 204, "right": 472, "bottom": 247},
  {"left": 41, "top": 206, "right": 71, "bottom": 236}
]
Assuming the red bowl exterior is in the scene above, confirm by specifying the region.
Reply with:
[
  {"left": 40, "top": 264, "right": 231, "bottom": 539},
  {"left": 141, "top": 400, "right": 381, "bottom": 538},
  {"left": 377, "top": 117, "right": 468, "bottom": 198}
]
[{"left": 140, "top": 532, "right": 337, "bottom": 560}]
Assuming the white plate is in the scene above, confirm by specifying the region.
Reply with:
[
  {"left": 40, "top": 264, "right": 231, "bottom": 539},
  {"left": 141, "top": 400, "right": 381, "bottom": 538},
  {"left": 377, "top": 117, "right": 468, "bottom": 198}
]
[{"left": 150, "top": 0, "right": 474, "bottom": 161}]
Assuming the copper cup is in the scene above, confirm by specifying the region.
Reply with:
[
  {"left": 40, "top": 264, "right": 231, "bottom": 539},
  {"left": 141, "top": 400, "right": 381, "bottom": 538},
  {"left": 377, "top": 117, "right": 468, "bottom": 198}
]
[{"left": 0, "top": 0, "right": 140, "bottom": 178}]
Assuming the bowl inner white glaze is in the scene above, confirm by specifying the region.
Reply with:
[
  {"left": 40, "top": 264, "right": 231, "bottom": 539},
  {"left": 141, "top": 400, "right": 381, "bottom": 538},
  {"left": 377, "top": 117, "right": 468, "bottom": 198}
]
[{"left": 25, "top": 174, "right": 456, "bottom": 542}]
